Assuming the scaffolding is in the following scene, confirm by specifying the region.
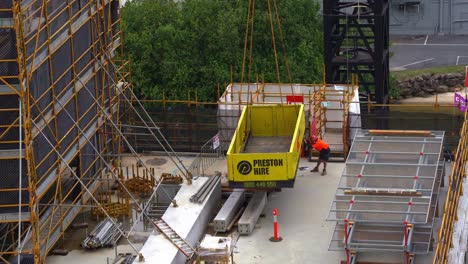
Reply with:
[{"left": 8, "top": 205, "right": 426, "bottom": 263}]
[
  {"left": 434, "top": 106, "right": 468, "bottom": 263},
  {"left": 328, "top": 129, "right": 445, "bottom": 264},
  {"left": 0, "top": 0, "right": 125, "bottom": 263}
]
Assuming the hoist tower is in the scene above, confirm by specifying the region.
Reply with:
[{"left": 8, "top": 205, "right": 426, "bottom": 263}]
[{"left": 323, "top": 0, "right": 390, "bottom": 104}]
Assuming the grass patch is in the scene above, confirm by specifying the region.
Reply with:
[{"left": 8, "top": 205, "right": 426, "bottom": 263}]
[{"left": 391, "top": 65, "right": 465, "bottom": 80}]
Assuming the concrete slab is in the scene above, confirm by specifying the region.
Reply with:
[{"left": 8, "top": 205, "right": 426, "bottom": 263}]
[
  {"left": 234, "top": 158, "right": 345, "bottom": 264},
  {"left": 134, "top": 176, "right": 221, "bottom": 264},
  {"left": 45, "top": 154, "right": 446, "bottom": 264}
]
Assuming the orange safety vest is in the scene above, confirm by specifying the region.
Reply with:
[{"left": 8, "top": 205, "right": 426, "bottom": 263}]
[{"left": 312, "top": 139, "right": 329, "bottom": 152}]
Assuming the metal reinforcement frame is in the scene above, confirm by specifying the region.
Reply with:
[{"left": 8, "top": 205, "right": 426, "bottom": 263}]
[
  {"left": 0, "top": 1, "right": 126, "bottom": 263},
  {"left": 328, "top": 129, "right": 445, "bottom": 264}
]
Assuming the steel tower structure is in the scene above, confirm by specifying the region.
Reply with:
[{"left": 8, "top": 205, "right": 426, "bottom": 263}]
[{"left": 323, "top": 0, "right": 390, "bottom": 104}]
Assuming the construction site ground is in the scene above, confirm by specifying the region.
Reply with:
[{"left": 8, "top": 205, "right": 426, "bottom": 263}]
[{"left": 45, "top": 154, "right": 450, "bottom": 264}]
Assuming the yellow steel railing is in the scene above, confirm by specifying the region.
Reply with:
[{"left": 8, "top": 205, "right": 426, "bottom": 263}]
[{"left": 433, "top": 106, "right": 468, "bottom": 263}]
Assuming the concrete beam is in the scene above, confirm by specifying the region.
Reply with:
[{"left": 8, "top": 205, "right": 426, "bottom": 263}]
[
  {"left": 238, "top": 192, "right": 267, "bottom": 235},
  {"left": 214, "top": 189, "right": 244, "bottom": 232}
]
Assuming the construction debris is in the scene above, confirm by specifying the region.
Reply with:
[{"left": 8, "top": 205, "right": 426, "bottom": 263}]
[
  {"left": 113, "top": 253, "right": 137, "bottom": 264},
  {"left": 160, "top": 173, "right": 184, "bottom": 184},
  {"left": 190, "top": 176, "right": 221, "bottom": 204},
  {"left": 82, "top": 218, "right": 122, "bottom": 249},
  {"left": 197, "top": 235, "right": 232, "bottom": 263}
]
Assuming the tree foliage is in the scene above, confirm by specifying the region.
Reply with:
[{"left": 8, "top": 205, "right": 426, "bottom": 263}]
[{"left": 121, "top": 0, "right": 323, "bottom": 101}]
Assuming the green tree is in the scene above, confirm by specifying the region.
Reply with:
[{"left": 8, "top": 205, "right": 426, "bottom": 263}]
[{"left": 121, "top": 0, "right": 323, "bottom": 101}]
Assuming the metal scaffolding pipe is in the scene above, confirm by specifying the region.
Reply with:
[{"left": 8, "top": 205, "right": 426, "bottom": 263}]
[
  {"left": 52, "top": 93, "right": 176, "bottom": 241},
  {"left": 96, "top": 56, "right": 190, "bottom": 179},
  {"left": 17, "top": 98, "right": 22, "bottom": 263},
  {"left": 30, "top": 119, "right": 140, "bottom": 255}
]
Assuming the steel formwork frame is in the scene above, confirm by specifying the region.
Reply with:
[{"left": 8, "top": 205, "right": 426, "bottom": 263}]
[
  {"left": 328, "top": 130, "right": 444, "bottom": 263},
  {"left": 323, "top": 0, "right": 390, "bottom": 104},
  {"left": 0, "top": 1, "right": 126, "bottom": 263}
]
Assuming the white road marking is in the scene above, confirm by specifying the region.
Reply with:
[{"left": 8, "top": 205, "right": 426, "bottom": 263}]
[
  {"left": 393, "top": 43, "right": 468, "bottom": 46},
  {"left": 456, "top": 56, "right": 468, "bottom": 65},
  {"left": 393, "top": 58, "right": 435, "bottom": 69},
  {"left": 424, "top": 35, "right": 429, "bottom": 45}
]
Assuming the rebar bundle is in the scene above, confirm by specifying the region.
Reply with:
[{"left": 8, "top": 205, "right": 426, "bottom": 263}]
[
  {"left": 82, "top": 218, "right": 122, "bottom": 249},
  {"left": 189, "top": 176, "right": 220, "bottom": 204}
]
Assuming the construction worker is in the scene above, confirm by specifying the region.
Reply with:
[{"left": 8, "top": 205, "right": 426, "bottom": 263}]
[{"left": 310, "top": 135, "right": 330, "bottom": 175}]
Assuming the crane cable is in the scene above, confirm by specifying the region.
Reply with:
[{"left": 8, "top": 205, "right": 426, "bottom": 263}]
[
  {"left": 266, "top": 0, "right": 283, "bottom": 106},
  {"left": 238, "top": 0, "right": 253, "bottom": 123},
  {"left": 271, "top": 0, "right": 296, "bottom": 103},
  {"left": 240, "top": 0, "right": 255, "bottom": 129}
]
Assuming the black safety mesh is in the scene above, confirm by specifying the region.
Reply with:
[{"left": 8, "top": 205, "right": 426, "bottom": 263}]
[
  {"left": 25, "top": 27, "right": 48, "bottom": 60},
  {"left": 8, "top": 253, "right": 34, "bottom": 264},
  {"left": 52, "top": 40, "right": 72, "bottom": 96},
  {"left": 0, "top": 0, "right": 121, "bottom": 226},
  {"left": 0, "top": 29, "right": 18, "bottom": 83},
  {"left": 111, "top": 0, "right": 119, "bottom": 35},
  {"left": 0, "top": 96, "right": 19, "bottom": 150},
  {"left": 34, "top": 121, "right": 57, "bottom": 182},
  {"left": 74, "top": 20, "right": 92, "bottom": 75},
  {"left": 58, "top": 99, "right": 77, "bottom": 153},
  {"left": 0, "top": 160, "right": 28, "bottom": 212},
  {"left": 78, "top": 77, "right": 97, "bottom": 130},
  {"left": 134, "top": 104, "right": 219, "bottom": 152},
  {"left": 80, "top": 140, "right": 98, "bottom": 185},
  {"left": 0, "top": 2, "right": 12, "bottom": 18},
  {"left": 47, "top": 0, "right": 68, "bottom": 33},
  {"left": 29, "top": 60, "right": 52, "bottom": 120}
]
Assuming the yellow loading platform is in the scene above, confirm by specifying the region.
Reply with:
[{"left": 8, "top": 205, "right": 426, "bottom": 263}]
[{"left": 227, "top": 104, "right": 305, "bottom": 188}]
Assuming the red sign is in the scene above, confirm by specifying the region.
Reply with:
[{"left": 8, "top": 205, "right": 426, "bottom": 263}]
[
  {"left": 465, "top": 66, "right": 468, "bottom": 87},
  {"left": 286, "top": 95, "right": 303, "bottom": 104}
]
